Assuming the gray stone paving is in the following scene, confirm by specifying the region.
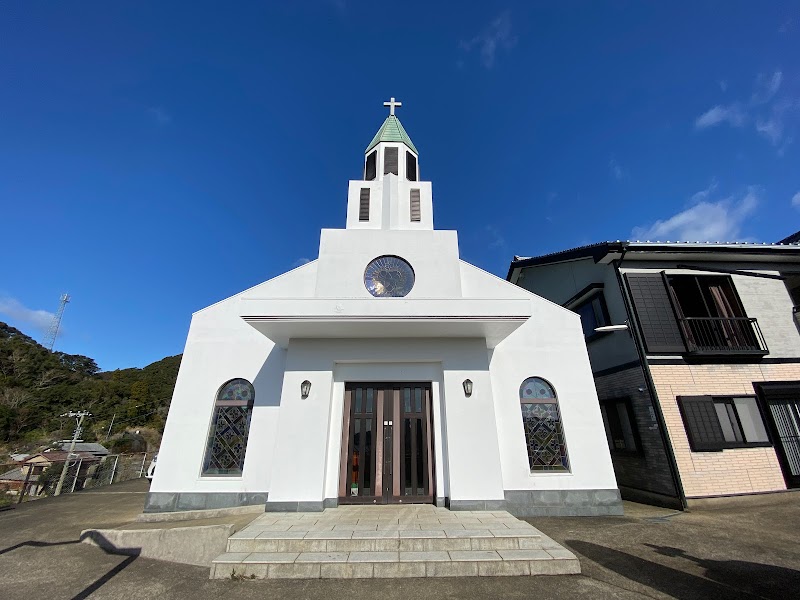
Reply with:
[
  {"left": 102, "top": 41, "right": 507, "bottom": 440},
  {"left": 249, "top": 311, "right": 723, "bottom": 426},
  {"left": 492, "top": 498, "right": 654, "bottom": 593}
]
[{"left": 210, "top": 504, "right": 580, "bottom": 579}]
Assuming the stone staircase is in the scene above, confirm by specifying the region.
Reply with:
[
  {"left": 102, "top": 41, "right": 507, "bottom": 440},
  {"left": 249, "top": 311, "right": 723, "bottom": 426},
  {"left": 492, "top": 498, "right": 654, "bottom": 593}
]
[{"left": 210, "top": 505, "right": 580, "bottom": 579}]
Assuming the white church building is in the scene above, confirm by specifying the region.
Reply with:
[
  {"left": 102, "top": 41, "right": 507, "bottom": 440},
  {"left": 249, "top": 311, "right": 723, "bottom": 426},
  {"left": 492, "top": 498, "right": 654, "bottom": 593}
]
[{"left": 147, "top": 100, "right": 623, "bottom": 517}]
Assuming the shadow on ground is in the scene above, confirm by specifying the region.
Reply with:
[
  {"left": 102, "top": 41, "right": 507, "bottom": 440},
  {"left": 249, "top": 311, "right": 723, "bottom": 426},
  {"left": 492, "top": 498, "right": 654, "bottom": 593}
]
[{"left": 569, "top": 540, "right": 800, "bottom": 600}]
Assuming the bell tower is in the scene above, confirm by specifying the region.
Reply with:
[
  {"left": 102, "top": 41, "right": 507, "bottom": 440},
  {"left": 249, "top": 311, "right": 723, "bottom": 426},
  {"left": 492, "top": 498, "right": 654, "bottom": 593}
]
[{"left": 345, "top": 98, "right": 433, "bottom": 231}]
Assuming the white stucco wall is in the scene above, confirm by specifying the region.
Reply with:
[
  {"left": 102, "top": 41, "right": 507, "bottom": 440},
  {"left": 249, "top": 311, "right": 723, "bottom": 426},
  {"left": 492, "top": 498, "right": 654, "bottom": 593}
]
[{"left": 153, "top": 159, "right": 619, "bottom": 506}]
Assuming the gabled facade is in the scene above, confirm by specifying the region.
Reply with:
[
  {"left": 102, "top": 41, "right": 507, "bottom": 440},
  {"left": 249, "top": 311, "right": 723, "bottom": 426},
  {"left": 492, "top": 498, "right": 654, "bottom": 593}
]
[
  {"left": 148, "top": 103, "right": 622, "bottom": 516},
  {"left": 509, "top": 241, "right": 800, "bottom": 508}
]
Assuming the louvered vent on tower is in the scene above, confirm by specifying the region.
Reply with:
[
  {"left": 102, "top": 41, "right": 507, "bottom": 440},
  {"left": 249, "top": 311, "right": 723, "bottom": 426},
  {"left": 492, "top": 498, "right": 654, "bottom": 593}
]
[
  {"left": 410, "top": 189, "right": 421, "bottom": 222},
  {"left": 359, "top": 188, "right": 370, "bottom": 221}
]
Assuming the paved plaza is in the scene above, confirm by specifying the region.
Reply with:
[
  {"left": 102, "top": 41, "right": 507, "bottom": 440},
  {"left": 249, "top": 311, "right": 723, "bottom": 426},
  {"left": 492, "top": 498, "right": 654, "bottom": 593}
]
[
  {"left": 1, "top": 479, "right": 799, "bottom": 599},
  {"left": 211, "top": 504, "right": 579, "bottom": 578}
]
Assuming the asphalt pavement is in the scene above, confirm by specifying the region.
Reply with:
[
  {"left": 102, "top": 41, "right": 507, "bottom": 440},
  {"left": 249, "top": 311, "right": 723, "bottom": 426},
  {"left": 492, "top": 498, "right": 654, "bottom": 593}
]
[{"left": 1, "top": 479, "right": 798, "bottom": 599}]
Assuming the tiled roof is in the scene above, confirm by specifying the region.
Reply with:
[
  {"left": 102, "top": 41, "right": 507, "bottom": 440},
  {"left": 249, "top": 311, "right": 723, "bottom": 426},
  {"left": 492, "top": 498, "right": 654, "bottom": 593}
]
[
  {"left": 28, "top": 451, "right": 99, "bottom": 463},
  {"left": 0, "top": 467, "right": 27, "bottom": 481},
  {"left": 56, "top": 442, "right": 109, "bottom": 455},
  {"left": 508, "top": 239, "right": 800, "bottom": 278},
  {"left": 366, "top": 115, "right": 418, "bottom": 154}
]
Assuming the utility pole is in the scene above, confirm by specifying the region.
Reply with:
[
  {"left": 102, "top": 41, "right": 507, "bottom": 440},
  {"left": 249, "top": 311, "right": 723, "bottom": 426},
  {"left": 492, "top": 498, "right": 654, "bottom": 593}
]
[
  {"left": 43, "top": 293, "right": 70, "bottom": 352},
  {"left": 54, "top": 410, "right": 91, "bottom": 496},
  {"left": 104, "top": 413, "right": 116, "bottom": 442}
]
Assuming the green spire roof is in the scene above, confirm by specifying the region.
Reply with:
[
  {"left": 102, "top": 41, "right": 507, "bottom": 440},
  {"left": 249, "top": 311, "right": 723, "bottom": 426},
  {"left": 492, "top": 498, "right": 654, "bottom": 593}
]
[{"left": 365, "top": 115, "right": 418, "bottom": 154}]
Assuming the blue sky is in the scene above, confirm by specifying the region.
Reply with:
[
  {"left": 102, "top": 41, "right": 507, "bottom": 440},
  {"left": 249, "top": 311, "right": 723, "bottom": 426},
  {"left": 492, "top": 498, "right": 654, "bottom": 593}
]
[{"left": 1, "top": 1, "right": 798, "bottom": 370}]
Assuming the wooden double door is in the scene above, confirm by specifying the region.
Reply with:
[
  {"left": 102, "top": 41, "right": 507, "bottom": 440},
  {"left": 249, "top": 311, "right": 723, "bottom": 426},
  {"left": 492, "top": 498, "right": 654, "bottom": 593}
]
[{"left": 339, "top": 383, "right": 434, "bottom": 504}]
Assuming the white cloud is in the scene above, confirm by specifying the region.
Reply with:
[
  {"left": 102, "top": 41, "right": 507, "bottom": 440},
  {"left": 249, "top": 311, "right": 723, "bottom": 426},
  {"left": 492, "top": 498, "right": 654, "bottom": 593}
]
[
  {"left": 695, "top": 104, "right": 746, "bottom": 129},
  {"left": 719, "top": 80, "right": 728, "bottom": 92},
  {"left": 485, "top": 224, "right": 507, "bottom": 250},
  {"left": 792, "top": 191, "right": 800, "bottom": 209},
  {"left": 632, "top": 186, "right": 760, "bottom": 242},
  {"left": 460, "top": 11, "right": 517, "bottom": 69},
  {"left": 609, "top": 157, "right": 625, "bottom": 180},
  {"left": 690, "top": 179, "right": 718, "bottom": 203},
  {"left": 751, "top": 70, "right": 782, "bottom": 104},
  {"left": 291, "top": 257, "right": 312, "bottom": 268},
  {"left": 694, "top": 70, "right": 798, "bottom": 149},
  {"left": 0, "top": 296, "right": 56, "bottom": 335},
  {"left": 147, "top": 106, "right": 172, "bottom": 125}
]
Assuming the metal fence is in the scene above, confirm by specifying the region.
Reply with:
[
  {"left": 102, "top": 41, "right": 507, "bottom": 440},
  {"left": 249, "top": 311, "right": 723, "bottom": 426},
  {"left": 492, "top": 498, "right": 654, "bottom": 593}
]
[{"left": 0, "top": 452, "right": 153, "bottom": 505}]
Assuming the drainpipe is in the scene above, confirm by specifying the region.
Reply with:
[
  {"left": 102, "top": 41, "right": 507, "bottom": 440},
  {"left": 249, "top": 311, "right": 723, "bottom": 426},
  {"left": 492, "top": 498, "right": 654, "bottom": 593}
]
[{"left": 613, "top": 246, "right": 687, "bottom": 510}]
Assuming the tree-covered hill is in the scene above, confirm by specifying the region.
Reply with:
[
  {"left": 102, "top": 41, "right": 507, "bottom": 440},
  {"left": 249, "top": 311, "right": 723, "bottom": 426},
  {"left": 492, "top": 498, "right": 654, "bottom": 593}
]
[{"left": 0, "top": 321, "right": 180, "bottom": 449}]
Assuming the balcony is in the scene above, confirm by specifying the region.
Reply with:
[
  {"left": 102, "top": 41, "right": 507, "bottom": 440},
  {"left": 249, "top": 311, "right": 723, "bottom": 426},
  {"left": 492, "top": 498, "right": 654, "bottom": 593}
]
[{"left": 679, "top": 317, "right": 768, "bottom": 355}]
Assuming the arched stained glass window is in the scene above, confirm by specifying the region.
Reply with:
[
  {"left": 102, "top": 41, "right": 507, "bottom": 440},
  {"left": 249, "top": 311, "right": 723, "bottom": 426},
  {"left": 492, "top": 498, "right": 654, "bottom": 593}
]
[
  {"left": 519, "top": 377, "right": 570, "bottom": 472},
  {"left": 202, "top": 378, "right": 254, "bottom": 476}
]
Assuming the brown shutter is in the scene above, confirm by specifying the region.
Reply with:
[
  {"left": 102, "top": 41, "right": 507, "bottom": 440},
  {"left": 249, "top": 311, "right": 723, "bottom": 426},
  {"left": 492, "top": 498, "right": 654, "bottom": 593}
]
[
  {"left": 359, "top": 188, "right": 370, "bottom": 221},
  {"left": 406, "top": 151, "right": 417, "bottom": 181},
  {"left": 410, "top": 189, "right": 421, "bottom": 222},
  {"left": 625, "top": 273, "right": 687, "bottom": 354},
  {"left": 365, "top": 151, "right": 377, "bottom": 181},
  {"left": 384, "top": 147, "right": 398, "bottom": 175},
  {"left": 678, "top": 396, "right": 725, "bottom": 451}
]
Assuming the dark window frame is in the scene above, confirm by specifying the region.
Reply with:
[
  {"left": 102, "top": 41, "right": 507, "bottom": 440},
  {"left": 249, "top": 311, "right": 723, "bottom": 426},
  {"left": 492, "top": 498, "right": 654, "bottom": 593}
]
[
  {"left": 666, "top": 274, "right": 747, "bottom": 319},
  {"left": 570, "top": 289, "right": 611, "bottom": 342},
  {"left": 678, "top": 394, "right": 773, "bottom": 452},
  {"left": 599, "top": 397, "right": 643, "bottom": 456},
  {"left": 364, "top": 151, "right": 377, "bottom": 181},
  {"left": 384, "top": 147, "right": 399, "bottom": 175},
  {"left": 406, "top": 151, "right": 418, "bottom": 181}
]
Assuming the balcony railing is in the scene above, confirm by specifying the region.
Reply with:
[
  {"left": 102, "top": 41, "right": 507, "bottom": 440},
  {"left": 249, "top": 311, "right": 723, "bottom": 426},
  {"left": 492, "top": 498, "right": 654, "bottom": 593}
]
[{"left": 679, "top": 317, "right": 768, "bottom": 355}]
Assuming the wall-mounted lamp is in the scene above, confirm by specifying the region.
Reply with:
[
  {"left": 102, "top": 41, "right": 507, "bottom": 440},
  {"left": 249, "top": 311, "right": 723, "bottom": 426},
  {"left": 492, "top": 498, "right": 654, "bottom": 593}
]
[
  {"left": 594, "top": 324, "right": 629, "bottom": 333},
  {"left": 462, "top": 379, "right": 473, "bottom": 397},
  {"left": 300, "top": 380, "right": 311, "bottom": 399}
]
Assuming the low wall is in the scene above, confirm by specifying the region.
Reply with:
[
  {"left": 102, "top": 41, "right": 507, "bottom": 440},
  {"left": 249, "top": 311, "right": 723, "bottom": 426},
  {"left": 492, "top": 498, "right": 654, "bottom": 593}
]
[{"left": 80, "top": 524, "right": 234, "bottom": 567}]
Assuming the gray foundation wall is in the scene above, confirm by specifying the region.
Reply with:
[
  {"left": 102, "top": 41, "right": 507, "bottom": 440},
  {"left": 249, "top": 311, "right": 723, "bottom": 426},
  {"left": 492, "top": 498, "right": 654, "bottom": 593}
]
[
  {"left": 450, "top": 489, "right": 624, "bottom": 516},
  {"left": 143, "top": 491, "right": 268, "bottom": 513}
]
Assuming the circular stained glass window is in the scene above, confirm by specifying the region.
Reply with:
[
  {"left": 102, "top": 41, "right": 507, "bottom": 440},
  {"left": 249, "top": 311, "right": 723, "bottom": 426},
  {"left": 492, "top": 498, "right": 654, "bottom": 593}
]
[
  {"left": 364, "top": 255, "right": 415, "bottom": 298},
  {"left": 519, "top": 377, "right": 556, "bottom": 401}
]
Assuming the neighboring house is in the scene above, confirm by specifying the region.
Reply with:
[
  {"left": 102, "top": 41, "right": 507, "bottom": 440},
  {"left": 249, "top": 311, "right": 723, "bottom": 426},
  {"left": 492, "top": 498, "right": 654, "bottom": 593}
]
[
  {"left": 24, "top": 451, "right": 100, "bottom": 495},
  {"left": 508, "top": 241, "right": 800, "bottom": 509},
  {"left": 54, "top": 442, "right": 110, "bottom": 457},
  {"left": 0, "top": 467, "right": 28, "bottom": 493}
]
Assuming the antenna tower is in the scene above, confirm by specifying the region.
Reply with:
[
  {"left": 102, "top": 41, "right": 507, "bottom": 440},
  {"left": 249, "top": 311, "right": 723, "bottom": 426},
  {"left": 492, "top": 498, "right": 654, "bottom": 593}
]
[{"left": 44, "top": 293, "right": 70, "bottom": 351}]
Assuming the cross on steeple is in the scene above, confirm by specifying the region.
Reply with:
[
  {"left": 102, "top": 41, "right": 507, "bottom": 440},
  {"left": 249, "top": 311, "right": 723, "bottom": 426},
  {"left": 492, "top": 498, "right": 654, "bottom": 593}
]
[{"left": 383, "top": 97, "right": 402, "bottom": 116}]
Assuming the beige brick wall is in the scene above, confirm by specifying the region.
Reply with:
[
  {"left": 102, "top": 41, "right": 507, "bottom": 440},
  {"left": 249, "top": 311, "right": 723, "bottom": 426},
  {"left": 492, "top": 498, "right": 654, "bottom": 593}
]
[{"left": 649, "top": 362, "right": 800, "bottom": 498}]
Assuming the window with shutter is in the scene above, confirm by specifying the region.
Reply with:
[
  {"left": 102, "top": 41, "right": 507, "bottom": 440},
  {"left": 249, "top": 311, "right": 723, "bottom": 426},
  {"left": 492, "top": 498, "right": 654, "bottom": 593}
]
[
  {"left": 384, "top": 147, "right": 398, "bottom": 175},
  {"left": 679, "top": 396, "right": 726, "bottom": 451},
  {"left": 625, "top": 273, "right": 687, "bottom": 353},
  {"left": 365, "top": 151, "right": 377, "bottom": 181},
  {"left": 410, "top": 189, "right": 421, "bottom": 222},
  {"left": 406, "top": 151, "right": 417, "bottom": 181},
  {"left": 678, "top": 395, "right": 771, "bottom": 451},
  {"left": 359, "top": 188, "right": 370, "bottom": 221}
]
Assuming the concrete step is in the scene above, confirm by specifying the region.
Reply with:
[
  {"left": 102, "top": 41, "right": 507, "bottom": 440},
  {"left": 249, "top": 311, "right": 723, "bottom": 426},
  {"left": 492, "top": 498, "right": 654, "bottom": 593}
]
[
  {"left": 210, "top": 550, "right": 580, "bottom": 579},
  {"left": 227, "top": 530, "right": 543, "bottom": 554},
  {"left": 211, "top": 506, "right": 580, "bottom": 579}
]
